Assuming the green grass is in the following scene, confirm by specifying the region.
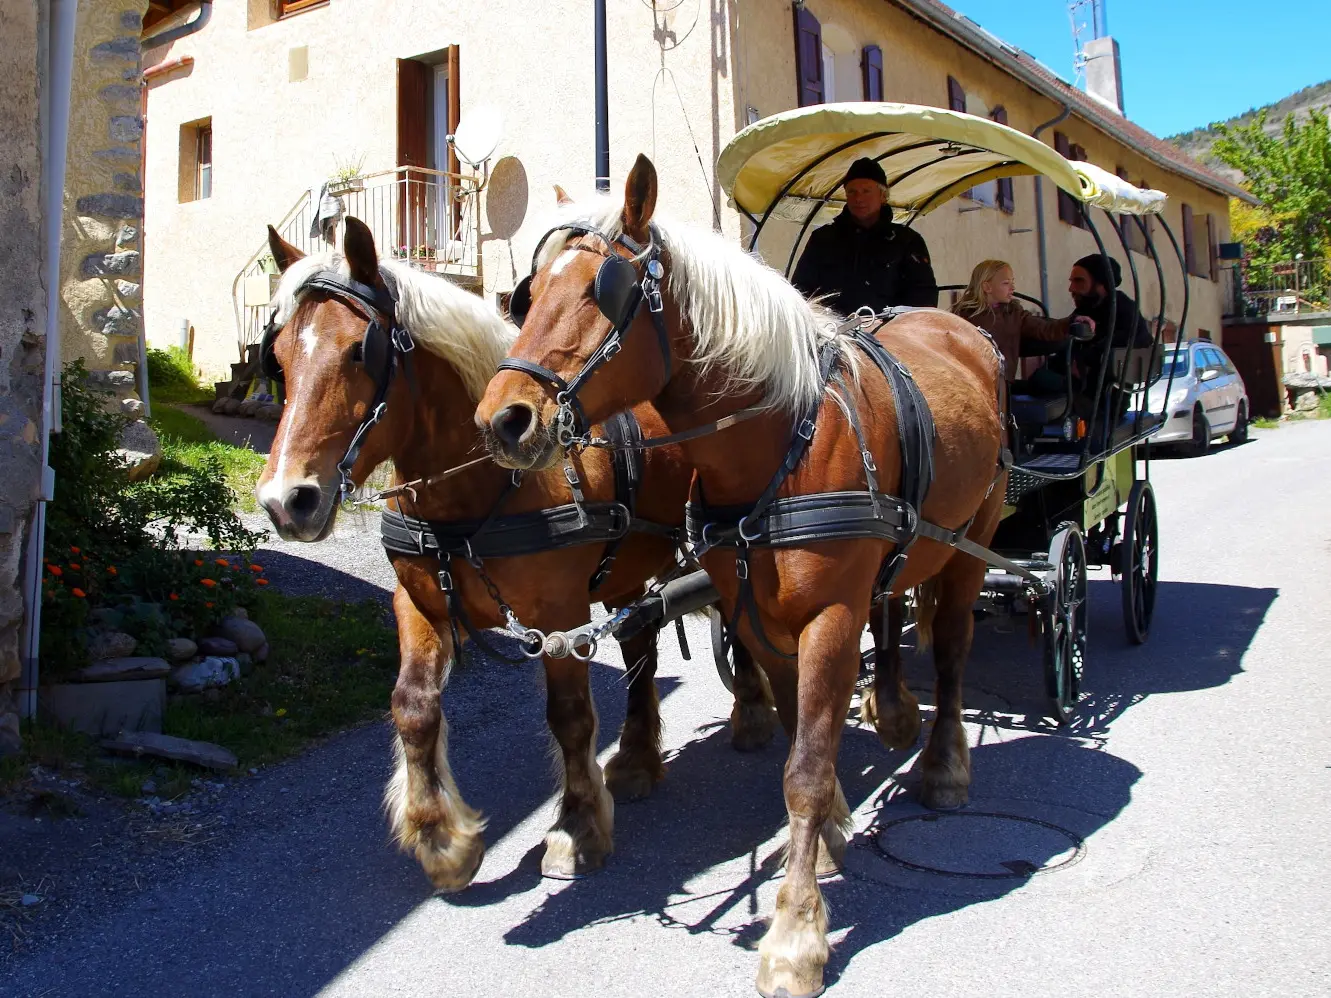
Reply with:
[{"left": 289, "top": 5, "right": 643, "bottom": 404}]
[
  {"left": 3, "top": 592, "right": 399, "bottom": 800},
  {"left": 1253, "top": 417, "right": 1282, "bottom": 429},
  {"left": 147, "top": 346, "right": 215, "bottom": 406},
  {"left": 150, "top": 406, "right": 267, "bottom": 513}
]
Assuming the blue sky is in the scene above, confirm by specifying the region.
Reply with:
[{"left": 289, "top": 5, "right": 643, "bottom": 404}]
[{"left": 951, "top": 0, "right": 1331, "bottom": 137}]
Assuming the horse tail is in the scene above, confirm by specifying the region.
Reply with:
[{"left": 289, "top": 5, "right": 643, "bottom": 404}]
[{"left": 914, "top": 579, "right": 939, "bottom": 653}]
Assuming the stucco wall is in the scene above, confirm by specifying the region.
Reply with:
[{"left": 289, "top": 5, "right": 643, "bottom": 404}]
[
  {"left": 142, "top": 0, "right": 741, "bottom": 381},
  {"left": 737, "top": 0, "right": 1231, "bottom": 338},
  {"left": 60, "top": 0, "right": 151, "bottom": 383},
  {"left": 0, "top": 0, "right": 48, "bottom": 753}
]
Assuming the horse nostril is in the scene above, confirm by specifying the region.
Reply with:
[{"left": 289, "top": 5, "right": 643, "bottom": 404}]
[
  {"left": 286, "top": 485, "right": 322, "bottom": 520},
  {"left": 492, "top": 404, "right": 535, "bottom": 447}
]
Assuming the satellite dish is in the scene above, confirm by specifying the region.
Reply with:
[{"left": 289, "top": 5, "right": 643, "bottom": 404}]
[{"left": 449, "top": 108, "right": 504, "bottom": 169}]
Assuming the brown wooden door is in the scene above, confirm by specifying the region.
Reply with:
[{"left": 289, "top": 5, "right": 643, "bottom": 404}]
[
  {"left": 397, "top": 58, "right": 431, "bottom": 258},
  {"left": 1222, "top": 323, "right": 1282, "bottom": 418}
]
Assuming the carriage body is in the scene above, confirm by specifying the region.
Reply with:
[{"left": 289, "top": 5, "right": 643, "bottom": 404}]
[{"left": 714, "top": 102, "right": 1175, "bottom": 722}]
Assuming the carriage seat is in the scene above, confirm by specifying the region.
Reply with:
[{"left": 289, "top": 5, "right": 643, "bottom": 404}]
[{"left": 1009, "top": 392, "right": 1070, "bottom": 426}]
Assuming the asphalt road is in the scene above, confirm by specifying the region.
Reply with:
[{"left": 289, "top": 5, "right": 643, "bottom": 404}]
[{"left": 5, "top": 422, "right": 1329, "bottom": 998}]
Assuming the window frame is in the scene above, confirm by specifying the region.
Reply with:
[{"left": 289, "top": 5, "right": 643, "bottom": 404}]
[
  {"left": 278, "top": 0, "right": 328, "bottom": 16},
  {"left": 1054, "top": 132, "right": 1087, "bottom": 229},
  {"left": 195, "top": 124, "right": 212, "bottom": 201}
]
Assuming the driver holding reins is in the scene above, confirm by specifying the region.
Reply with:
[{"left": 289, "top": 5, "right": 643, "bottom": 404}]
[{"left": 791, "top": 157, "right": 938, "bottom": 313}]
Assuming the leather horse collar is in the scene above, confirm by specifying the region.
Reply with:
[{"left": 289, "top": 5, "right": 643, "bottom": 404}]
[{"left": 496, "top": 222, "right": 671, "bottom": 448}]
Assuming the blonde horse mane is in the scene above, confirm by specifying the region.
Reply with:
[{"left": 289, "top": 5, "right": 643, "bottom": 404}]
[
  {"left": 534, "top": 197, "right": 854, "bottom": 413},
  {"left": 271, "top": 251, "right": 514, "bottom": 401}
]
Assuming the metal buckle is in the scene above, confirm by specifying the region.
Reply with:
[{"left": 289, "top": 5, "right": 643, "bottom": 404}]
[
  {"left": 606, "top": 502, "right": 631, "bottom": 537},
  {"left": 644, "top": 279, "right": 664, "bottom": 313},
  {"left": 737, "top": 514, "right": 764, "bottom": 544},
  {"left": 519, "top": 628, "right": 547, "bottom": 659},
  {"left": 552, "top": 404, "right": 578, "bottom": 448},
  {"left": 394, "top": 327, "right": 416, "bottom": 353},
  {"left": 437, "top": 567, "right": 454, "bottom": 593},
  {"left": 797, "top": 418, "right": 816, "bottom": 441},
  {"left": 602, "top": 338, "right": 622, "bottom": 359},
  {"left": 735, "top": 553, "right": 750, "bottom": 581},
  {"left": 862, "top": 449, "right": 877, "bottom": 472}
]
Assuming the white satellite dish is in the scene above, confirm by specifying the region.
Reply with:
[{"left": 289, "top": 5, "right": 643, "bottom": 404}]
[{"left": 449, "top": 107, "right": 504, "bottom": 169}]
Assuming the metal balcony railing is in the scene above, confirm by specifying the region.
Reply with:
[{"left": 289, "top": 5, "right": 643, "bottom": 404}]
[
  {"left": 230, "top": 166, "right": 482, "bottom": 362},
  {"left": 1223, "top": 258, "right": 1330, "bottom": 318}
]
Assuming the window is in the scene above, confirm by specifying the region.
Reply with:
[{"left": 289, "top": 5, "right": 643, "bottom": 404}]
[
  {"left": 279, "top": 0, "right": 327, "bottom": 14},
  {"left": 946, "top": 76, "right": 966, "bottom": 113},
  {"left": 861, "top": 45, "right": 883, "bottom": 101},
  {"left": 178, "top": 118, "right": 212, "bottom": 203},
  {"left": 1182, "top": 203, "right": 1210, "bottom": 278},
  {"left": 991, "top": 106, "right": 1014, "bottom": 213},
  {"left": 821, "top": 43, "right": 837, "bottom": 102},
  {"left": 1054, "top": 132, "right": 1087, "bottom": 228}
]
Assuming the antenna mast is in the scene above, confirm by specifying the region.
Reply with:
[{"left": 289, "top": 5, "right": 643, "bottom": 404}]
[{"left": 1068, "top": 0, "right": 1107, "bottom": 89}]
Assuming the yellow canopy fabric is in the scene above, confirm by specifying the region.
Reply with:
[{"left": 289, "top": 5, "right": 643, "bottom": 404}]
[{"left": 717, "top": 103, "right": 1167, "bottom": 225}]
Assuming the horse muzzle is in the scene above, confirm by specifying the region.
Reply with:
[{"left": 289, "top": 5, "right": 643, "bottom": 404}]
[{"left": 258, "top": 478, "right": 338, "bottom": 542}]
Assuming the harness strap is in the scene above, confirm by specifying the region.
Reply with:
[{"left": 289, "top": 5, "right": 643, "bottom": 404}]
[
  {"left": 380, "top": 502, "right": 634, "bottom": 560},
  {"left": 589, "top": 411, "right": 644, "bottom": 592}
]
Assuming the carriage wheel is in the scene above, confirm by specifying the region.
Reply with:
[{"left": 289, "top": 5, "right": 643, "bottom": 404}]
[
  {"left": 709, "top": 606, "right": 736, "bottom": 692},
  {"left": 1120, "top": 480, "right": 1159, "bottom": 645},
  {"left": 1043, "top": 523, "right": 1088, "bottom": 724}
]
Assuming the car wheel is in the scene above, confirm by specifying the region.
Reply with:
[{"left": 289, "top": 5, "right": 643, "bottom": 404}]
[
  {"left": 1180, "top": 406, "right": 1210, "bottom": 457},
  {"left": 1230, "top": 402, "right": 1249, "bottom": 445}
]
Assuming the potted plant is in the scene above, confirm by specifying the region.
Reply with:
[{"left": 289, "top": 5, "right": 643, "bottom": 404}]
[{"left": 327, "top": 153, "right": 367, "bottom": 197}]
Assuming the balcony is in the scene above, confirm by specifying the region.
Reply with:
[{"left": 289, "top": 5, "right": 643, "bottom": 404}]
[
  {"left": 1223, "top": 258, "right": 1330, "bottom": 319},
  {"left": 231, "top": 166, "right": 481, "bottom": 363}
]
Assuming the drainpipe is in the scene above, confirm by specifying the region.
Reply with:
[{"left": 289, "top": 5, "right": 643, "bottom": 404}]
[
  {"left": 594, "top": 0, "right": 610, "bottom": 191},
  {"left": 140, "top": 0, "right": 212, "bottom": 50},
  {"left": 20, "top": 0, "right": 78, "bottom": 719},
  {"left": 1032, "top": 100, "right": 1071, "bottom": 311}
]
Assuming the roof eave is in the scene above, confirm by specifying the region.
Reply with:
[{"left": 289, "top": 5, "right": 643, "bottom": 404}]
[{"left": 892, "top": 0, "right": 1261, "bottom": 205}]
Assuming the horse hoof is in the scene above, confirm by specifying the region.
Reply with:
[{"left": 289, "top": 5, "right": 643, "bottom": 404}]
[
  {"left": 422, "top": 834, "right": 486, "bottom": 894},
  {"left": 541, "top": 830, "right": 608, "bottom": 880},
  {"left": 919, "top": 784, "right": 969, "bottom": 811},
  {"left": 862, "top": 688, "right": 921, "bottom": 750},
  {"left": 756, "top": 959, "right": 826, "bottom": 998},
  {"left": 731, "top": 703, "right": 777, "bottom": 752},
  {"left": 604, "top": 755, "right": 662, "bottom": 802}
]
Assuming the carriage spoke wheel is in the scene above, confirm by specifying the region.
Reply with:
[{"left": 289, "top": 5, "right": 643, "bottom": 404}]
[
  {"left": 1043, "top": 523, "right": 1088, "bottom": 724},
  {"left": 1120, "top": 480, "right": 1159, "bottom": 645},
  {"left": 709, "top": 606, "right": 736, "bottom": 693}
]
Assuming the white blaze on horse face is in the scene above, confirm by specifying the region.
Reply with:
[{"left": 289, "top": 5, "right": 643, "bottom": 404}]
[
  {"left": 550, "top": 249, "right": 580, "bottom": 277},
  {"left": 257, "top": 320, "right": 321, "bottom": 514}
]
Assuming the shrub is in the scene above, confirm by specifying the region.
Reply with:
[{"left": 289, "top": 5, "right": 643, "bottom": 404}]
[{"left": 146, "top": 346, "right": 213, "bottom": 405}]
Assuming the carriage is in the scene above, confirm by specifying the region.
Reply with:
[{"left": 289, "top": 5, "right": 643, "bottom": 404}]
[{"left": 579, "top": 103, "right": 1183, "bottom": 723}]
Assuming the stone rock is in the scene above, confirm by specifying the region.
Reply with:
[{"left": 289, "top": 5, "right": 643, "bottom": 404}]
[
  {"left": 94, "top": 305, "right": 140, "bottom": 338},
  {"left": 81, "top": 249, "right": 140, "bottom": 278},
  {"left": 256, "top": 403, "right": 284, "bottom": 421},
  {"left": 20, "top": 894, "right": 41, "bottom": 907},
  {"left": 116, "top": 224, "right": 139, "bottom": 249},
  {"left": 117, "top": 420, "right": 161, "bottom": 482},
  {"left": 1295, "top": 391, "right": 1320, "bottom": 413},
  {"left": 212, "top": 398, "right": 229, "bottom": 414},
  {"left": 120, "top": 10, "right": 142, "bottom": 29},
  {"left": 235, "top": 653, "right": 253, "bottom": 673},
  {"left": 237, "top": 398, "right": 260, "bottom": 417},
  {"left": 93, "top": 147, "right": 140, "bottom": 163},
  {"left": 113, "top": 172, "right": 140, "bottom": 192},
  {"left": 115, "top": 280, "right": 142, "bottom": 302},
  {"left": 231, "top": 607, "right": 249, "bottom": 620},
  {"left": 198, "top": 636, "right": 239, "bottom": 657},
  {"left": 100, "top": 83, "right": 140, "bottom": 104},
  {"left": 222, "top": 398, "right": 242, "bottom": 415},
  {"left": 170, "top": 656, "right": 240, "bottom": 693},
  {"left": 109, "top": 116, "right": 143, "bottom": 143},
  {"left": 0, "top": 712, "right": 21, "bottom": 757},
  {"left": 75, "top": 193, "right": 144, "bottom": 220},
  {"left": 90, "top": 36, "right": 140, "bottom": 62},
  {"left": 100, "top": 731, "right": 238, "bottom": 771},
  {"left": 120, "top": 397, "right": 144, "bottom": 418},
  {"left": 89, "top": 368, "right": 136, "bottom": 395},
  {"left": 79, "top": 657, "right": 171, "bottom": 682},
  {"left": 218, "top": 617, "right": 265, "bottom": 653},
  {"left": 165, "top": 637, "right": 197, "bottom": 662},
  {"left": 254, "top": 642, "right": 269, "bottom": 663},
  {"left": 44, "top": 679, "right": 165, "bottom": 736},
  {"left": 86, "top": 630, "right": 137, "bottom": 660}
]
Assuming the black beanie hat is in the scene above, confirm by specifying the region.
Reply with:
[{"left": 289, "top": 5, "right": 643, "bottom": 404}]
[
  {"left": 843, "top": 157, "right": 888, "bottom": 188},
  {"left": 1074, "top": 253, "right": 1123, "bottom": 289}
]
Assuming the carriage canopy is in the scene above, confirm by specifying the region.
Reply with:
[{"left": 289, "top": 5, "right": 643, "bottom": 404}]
[{"left": 717, "top": 103, "right": 1168, "bottom": 228}]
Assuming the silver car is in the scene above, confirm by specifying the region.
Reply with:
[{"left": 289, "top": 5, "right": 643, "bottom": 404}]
[{"left": 1141, "top": 340, "right": 1250, "bottom": 455}]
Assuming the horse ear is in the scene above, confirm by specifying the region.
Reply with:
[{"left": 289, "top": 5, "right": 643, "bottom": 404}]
[
  {"left": 267, "top": 225, "right": 305, "bottom": 273},
  {"left": 622, "top": 154, "right": 658, "bottom": 242},
  {"left": 553, "top": 184, "right": 574, "bottom": 206},
  {"left": 342, "top": 216, "right": 379, "bottom": 285}
]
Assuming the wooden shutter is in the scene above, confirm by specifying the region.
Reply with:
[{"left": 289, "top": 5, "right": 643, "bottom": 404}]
[
  {"left": 1115, "top": 166, "right": 1141, "bottom": 252},
  {"left": 1181, "top": 203, "right": 1196, "bottom": 276},
  {"left": 946, "top": 75, "right": 966, "bottom": 112},
  {"left": 1054, "top": 131, "right": 1081, "bottom": 227},
  {"left": 1206, "top": 213, "right": 1218, "bottom": 281},
  {"left": 861, "top": 45, "right": 883, "bottom": 101},
  {"left": 794, "top": 7, "right": 824, "bottom": 107},
  {"left": 446, "top": 45, "right": 461, "bottom": 177},
  {"left": 397, "top": 58, "right": 431, "bottom": 256},
  {"left": 991, "top": 106, "right": 1014, "bottom": 213}
]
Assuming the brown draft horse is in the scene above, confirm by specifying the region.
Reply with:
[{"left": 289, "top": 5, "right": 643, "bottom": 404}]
[
  {"left": 254, "top": 217, "right": 778, "bottom": 889},
  {"left": 477, "top": 157, "right": 1007, "bottom": 997}
]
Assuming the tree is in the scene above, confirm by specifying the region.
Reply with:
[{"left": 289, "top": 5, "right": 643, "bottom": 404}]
[{"left": 1212, "top": 109, "right": 1331, "bottom": 265}]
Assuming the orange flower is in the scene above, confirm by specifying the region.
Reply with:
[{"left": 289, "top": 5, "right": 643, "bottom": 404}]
[
  {"left": 194, "top": 559, "right": 204, "bottom": 567},
  {"left": 248, "top": 564, "right": 263, "bottom": 572},
  {"left": 46, "top": 564, "right": 63, "bottom": 577},
  {"left": 69, "top": 563, "right": 81, "bottom": 571},
  {"left": 106, "top": 566, "right": 118, "bottom": 575},
  {"left": 69, "top": 546, "right": 81, "bottom": 555},
  {"left": 255, "top": 579, "right": 269, "bottom": 586},
  {"left": 169, "top": 592, "right": 180, "bottom": 601},
  {"left": 71, "top": 588, "right": 86, "bottom": 598},
  {"left": 215, "top": 559, "right": 230, "bottom": 568},
  {"left": 205, "top": 601, "right": 214, "bottom": 609},
  {"left": 200, "top": 578, "right": 217, "bottom": 588}
]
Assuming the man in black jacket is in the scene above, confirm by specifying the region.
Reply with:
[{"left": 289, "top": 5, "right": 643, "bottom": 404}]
[{"left": 791, "top": 157, "right": 938, "bottom": 314}]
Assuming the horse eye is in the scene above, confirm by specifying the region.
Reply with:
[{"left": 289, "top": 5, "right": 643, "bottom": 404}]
[{"left": 350, "top": 342, "right": 364, "bottom": 363}]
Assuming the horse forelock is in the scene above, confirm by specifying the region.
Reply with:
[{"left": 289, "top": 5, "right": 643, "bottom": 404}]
[
  {"left": 269, "top": 252, "right": 514, "bottom": 401},
  {"left": 531, "top": 197, "right": 852, "bottom": 413}
]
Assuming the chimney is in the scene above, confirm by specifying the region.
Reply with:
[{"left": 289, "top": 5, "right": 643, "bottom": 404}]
[{"left": 1084, "top": 36, "right": 1124, "bottom": 114}]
